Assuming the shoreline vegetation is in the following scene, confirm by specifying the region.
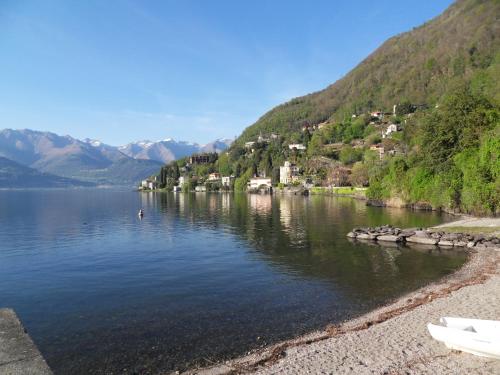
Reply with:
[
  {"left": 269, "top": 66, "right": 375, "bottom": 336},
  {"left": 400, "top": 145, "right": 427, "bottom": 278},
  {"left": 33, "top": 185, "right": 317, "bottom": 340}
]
[{"left": 180, "top": 218, "right": 500, "bottom": 375}]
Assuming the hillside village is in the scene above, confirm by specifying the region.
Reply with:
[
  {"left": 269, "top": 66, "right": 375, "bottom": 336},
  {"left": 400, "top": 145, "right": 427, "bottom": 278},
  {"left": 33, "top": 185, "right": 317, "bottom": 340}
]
[
  {"left": 141, "top": 102, "right": 418, "bottom": 194},
  {"left": 142, "top": 77, "right": 498, "bottom": 219},
  {"left": 139, "top": 0, "right": 500, "bottom": 217}
]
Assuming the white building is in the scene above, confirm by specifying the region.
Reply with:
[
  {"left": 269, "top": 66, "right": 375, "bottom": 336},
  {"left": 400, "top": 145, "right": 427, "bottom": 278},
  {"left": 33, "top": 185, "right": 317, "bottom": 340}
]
[
  {"left": 178, "top": 176, "right": 186, "bottom": 187},
  {"left": 221, "top": 176, "right": 234, "bottom": 187},
  {"left": 288, "top": 143, "right": 306, "bottom": 151},
  {"left": 245, "top": 141, "right": 256, "bottom": 148},
  {"left": 279, "top": 161, "right": 300, "bottom": 185},
  {"left": 208, "top": 172, "right": 221, "bottom": 181},
  {"left": 257, "top": 134, "right": 269, "bottom": 143},
  {"left": 382, "top": 123, "right": 400, "bottom": 138},
  {"left": 247, "top": 177, "right": 272, "bottom": 190},
  {"left": 141, "top": 178, "right": 159, "bottom": 190}
]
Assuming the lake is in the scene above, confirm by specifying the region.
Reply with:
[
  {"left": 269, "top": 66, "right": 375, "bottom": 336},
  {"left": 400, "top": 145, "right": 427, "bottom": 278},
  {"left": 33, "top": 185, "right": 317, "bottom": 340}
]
[{"left": 0, "top": 189, "right": 466, "bottom": 374}]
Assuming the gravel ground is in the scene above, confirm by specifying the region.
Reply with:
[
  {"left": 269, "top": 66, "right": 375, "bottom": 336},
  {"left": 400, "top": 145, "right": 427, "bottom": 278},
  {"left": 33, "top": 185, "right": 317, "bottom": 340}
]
[
  {"left": 433, "top": 217, "right": 500, "bottom": 236},
  {"left": 182, "top": 247, "right": 500, "bottom": 375}
]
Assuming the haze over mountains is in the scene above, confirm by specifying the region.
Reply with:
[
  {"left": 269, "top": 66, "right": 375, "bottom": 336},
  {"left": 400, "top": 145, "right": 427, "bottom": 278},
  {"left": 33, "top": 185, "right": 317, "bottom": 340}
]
[{"left": 0, "top": 129, "right": 231, "bottom": 187}]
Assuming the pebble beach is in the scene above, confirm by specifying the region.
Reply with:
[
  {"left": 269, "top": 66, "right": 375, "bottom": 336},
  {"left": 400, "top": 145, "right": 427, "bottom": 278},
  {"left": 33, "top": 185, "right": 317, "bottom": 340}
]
[{"left": 183, "top": 219, "right": 500, "bottom": 375}]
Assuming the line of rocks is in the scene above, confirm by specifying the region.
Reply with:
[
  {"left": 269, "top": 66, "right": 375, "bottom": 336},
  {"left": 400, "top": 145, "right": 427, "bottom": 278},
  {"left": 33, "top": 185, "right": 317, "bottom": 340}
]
[{"left": 346, "top": 225, "right": 500, "bottom": 249}]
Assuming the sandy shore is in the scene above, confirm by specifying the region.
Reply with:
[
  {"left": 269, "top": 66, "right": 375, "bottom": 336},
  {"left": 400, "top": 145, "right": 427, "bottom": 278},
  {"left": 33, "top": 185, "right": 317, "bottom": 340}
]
[{"left": 181, "top": 242, "right": 500, "bottom": 374}]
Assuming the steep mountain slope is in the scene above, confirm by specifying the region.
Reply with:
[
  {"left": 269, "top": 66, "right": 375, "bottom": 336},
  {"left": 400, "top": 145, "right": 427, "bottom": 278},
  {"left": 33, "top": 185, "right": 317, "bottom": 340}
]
[
  {"left": 119, "top": 138, "right": 232, "bottom": 164},
  {"left": 0, "top": 156, "right": 94, "bottom": 188},
  {"left": 238, "top": 0, "right": 500, "bottom": 143},
  {"left": 0, "top": 129, "right": 161, "bottom": 185}
]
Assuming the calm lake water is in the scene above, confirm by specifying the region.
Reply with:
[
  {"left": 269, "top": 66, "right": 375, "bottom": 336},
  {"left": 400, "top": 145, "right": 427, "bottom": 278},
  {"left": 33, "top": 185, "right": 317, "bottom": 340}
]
[{"left": 0, "top": 189, "right": 465, "bottom": 374}]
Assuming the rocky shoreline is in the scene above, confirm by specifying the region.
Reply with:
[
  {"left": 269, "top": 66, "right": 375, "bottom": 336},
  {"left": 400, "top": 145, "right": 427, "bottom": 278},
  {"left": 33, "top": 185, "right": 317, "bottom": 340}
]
[{"left": 347, "top": 225, "right": 499, "bottom": 249}]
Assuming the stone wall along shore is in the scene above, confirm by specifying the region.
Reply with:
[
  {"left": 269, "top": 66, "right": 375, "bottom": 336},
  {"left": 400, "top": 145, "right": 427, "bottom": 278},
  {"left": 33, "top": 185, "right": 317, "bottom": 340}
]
[{"left": 347, "top": 225, "right": 499, "bottom": 249}]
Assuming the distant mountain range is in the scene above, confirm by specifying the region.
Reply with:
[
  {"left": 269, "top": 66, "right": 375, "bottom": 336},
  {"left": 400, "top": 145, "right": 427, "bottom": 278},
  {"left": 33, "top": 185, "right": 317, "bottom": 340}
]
[
  {"left": 0, "top": 129, "right": 232, "bottom": 187},
  {"left": 118, "top": 138, "right": 232, "bottom": 164}
]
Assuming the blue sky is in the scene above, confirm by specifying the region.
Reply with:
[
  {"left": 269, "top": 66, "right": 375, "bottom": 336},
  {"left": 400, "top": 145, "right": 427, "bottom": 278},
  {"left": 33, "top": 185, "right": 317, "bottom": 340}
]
[{"left": 0, "top": 0, "right": 453, "bottom": 145}]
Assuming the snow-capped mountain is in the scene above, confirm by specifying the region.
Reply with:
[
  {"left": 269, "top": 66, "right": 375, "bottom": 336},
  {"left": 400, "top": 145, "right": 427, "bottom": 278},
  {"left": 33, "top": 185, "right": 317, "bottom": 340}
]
[
  {"left": 0, "top": 128, "right": 233, "bottom": 186},
  {"left": 118, "top": 138, "right": 233, "bottom": 164},
  {"left": 0, "top": 129, "right": 162, "bottom": 185}
]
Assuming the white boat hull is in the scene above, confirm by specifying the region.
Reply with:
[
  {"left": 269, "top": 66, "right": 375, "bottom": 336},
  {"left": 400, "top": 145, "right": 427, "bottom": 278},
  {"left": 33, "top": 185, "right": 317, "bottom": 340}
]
[
  {"left": 440, "top": 317, "right": 500, "bottom": 337},
  {"left": 427, "top": 317, "right": 500, "bottom": 360}
]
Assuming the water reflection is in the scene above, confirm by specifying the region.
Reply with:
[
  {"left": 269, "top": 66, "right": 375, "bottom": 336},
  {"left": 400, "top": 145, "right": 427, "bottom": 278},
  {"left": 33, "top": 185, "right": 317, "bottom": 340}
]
[
  {"left": 0, "top": 190, "right": 465, "bottom": 375},
  {"left": 151, "top": 193, "right": 463, "bottom": 301}
]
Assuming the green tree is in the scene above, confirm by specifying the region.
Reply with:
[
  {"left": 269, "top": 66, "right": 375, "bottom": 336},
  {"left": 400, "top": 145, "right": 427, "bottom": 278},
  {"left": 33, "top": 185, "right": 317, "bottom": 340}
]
[
  {"left": 217, "top": 153, "right": 232, "bottom": 176},
  {"left": 395, "top": 100, "right": 414, "bottom": 116},
  {"left": 420, "top": 87, "right": 496, "bottom": 172},
  {"left": 308, "top": 132, "right": 324, "bottom": 156},
  {"left": 351, "top": 162, "right": 369, "bottom": 187},
  {"left": 234, "top": 169, "right": 252, "bottom": 191},
  {"left": 173, "top": 163, "right": 180, "bottom": 180},
  {"left": 339, "top": 146, "right": 363, "bottom": 165}
]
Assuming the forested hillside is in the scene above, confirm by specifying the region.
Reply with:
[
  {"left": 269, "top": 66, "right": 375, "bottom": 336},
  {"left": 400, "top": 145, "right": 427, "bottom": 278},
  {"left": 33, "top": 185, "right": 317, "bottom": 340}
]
[
  {"left": 238, "top": 0, "right": 500, "bottom": 143},
  {"left": 156, "top": 0, "right": 500, "bottom": 215}
]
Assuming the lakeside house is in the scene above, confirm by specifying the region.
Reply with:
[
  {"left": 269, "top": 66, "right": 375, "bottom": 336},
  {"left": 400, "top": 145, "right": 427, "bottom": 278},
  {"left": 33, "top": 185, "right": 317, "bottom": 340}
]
[
  {"left": 279, "top": 161, "right": 300, "bottom": 185},
  {"left": 247, "top": 177, "right": 272, "bottom": 191},
  {"left": 195, "top": 185, "right": 207, "bottom": 192},
  {"left": 141, "top": 177, "right": 159, "bottom": 190},
  {"left": 288, "top": 143, "right": 306, "bottom": 151},
  {"left": 221, "top": 176, "right": 234, "bottom": 187},
  {"left": 208, "top": 172, "right": 221, "bottom": 181}
]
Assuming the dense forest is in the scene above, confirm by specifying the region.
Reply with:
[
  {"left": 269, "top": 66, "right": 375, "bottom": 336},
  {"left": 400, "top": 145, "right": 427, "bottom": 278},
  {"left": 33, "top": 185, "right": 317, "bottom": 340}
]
[{"left": 155, "top": 0, "right": 500, "bottom": 216}]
